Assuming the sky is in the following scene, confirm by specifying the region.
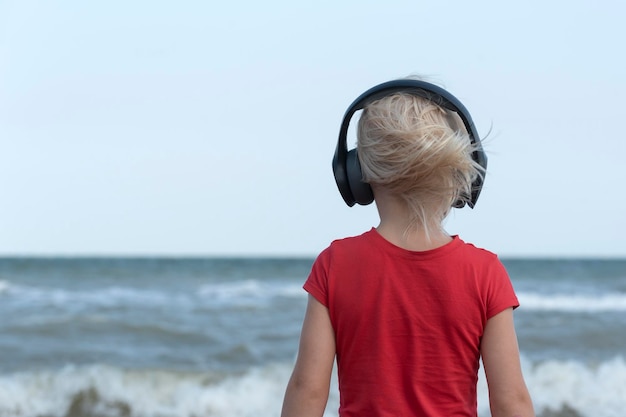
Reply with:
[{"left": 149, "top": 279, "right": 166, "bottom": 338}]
[{"left": 1, "top": 0, "right": 624, "bottom": 258}]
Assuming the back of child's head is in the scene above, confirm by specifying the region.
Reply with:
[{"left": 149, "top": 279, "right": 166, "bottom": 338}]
[{"left": 357, "top": 88, "right": 483, "bottom": 235}]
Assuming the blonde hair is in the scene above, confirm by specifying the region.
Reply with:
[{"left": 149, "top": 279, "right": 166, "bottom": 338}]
[{"left": 357, "top": 91, "right": 483, "bottom": 237}]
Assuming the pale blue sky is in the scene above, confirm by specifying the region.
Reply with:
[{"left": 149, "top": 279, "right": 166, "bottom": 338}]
[{"left": 1, "top": 0, "right": 624, "bottom": 257}]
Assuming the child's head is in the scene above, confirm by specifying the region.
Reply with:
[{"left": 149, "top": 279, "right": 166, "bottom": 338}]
[{"left": 357, "top": 89, "right": 483, "bottom": 235}]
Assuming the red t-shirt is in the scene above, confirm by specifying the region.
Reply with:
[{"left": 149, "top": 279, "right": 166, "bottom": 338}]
[{"left": 304, "top": 228, "right": 519, "bottom": 417}]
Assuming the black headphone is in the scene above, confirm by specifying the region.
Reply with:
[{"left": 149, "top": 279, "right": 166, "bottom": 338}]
[{"left": 332, "top": 79, "right": 488, "bottom": 208}]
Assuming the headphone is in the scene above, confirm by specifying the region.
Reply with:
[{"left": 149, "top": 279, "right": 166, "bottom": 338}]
[{"left": 332, "top": 79, "right": 488, "bottom": 208}]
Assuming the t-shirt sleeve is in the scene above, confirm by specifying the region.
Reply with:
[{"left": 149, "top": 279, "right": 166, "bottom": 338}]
[
  {"left": 303, "top": 246, "right": 331, "bottom": 307},
  {"left": 485, "top": 257, "right": 520, "bottom": 319}
]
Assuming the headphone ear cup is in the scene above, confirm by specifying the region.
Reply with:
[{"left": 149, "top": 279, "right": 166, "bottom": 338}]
[{"left": 346, "top": 149, "right": 374, "bottom": 206}]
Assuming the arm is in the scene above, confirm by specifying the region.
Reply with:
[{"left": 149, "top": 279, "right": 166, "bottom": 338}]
[
  {"left": 281, "top": 295, "right": 336, "bottom": 417},
  {"left": 481, "top": 308, "right": 535, "bottom": 417}
]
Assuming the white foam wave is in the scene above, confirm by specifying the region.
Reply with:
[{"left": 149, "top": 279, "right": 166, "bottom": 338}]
[
  {"left": 6, "top": 281, "right": 625, "bottom": 313},
  {"left": 1, "top": 280, "right": 305, "bottom": 310},
  {"left": 1, "top": 357, "right": 625, "bottom": 417},
  {"left": 197, "top": 280, "right": 304, "bottom": 301},
  {"left": 477, "top": 356, "right": 626, "bottom": 417},
  {"left": 3, "top": 284, "right": 186, "bottom": 309},
  {"left": 0, "top": 279, "right": 11, "bottom": 294},
  {"left": 518, "top": 291, "right": 626, "bottom": 312},
  {"left": 0, "top": 364, "right": 297, "bottom": 417},
  {"left": 524, "top": 356, "right": 626, "bottom": 417}
]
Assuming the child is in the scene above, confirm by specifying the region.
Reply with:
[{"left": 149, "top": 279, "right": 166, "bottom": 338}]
[{"left": 281, "top": 78, "right": 534, "bottom": 417}]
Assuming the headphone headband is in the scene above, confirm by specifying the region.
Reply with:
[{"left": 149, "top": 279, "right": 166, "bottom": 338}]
[{"left": 332, "top": 79, "right": 487, "bottom": 208}]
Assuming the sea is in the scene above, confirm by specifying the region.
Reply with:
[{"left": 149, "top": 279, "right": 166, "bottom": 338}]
[{"left": 1, "top": 256, "right": 625, "bottom": 417}]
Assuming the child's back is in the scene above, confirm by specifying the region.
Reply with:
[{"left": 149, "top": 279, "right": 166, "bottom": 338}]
[{"left": 281, "top": 78, "right": 535, "bottom": 417}]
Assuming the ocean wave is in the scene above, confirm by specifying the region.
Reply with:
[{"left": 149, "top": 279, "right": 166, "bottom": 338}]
[
  {"left": 2, "top": 284, "right": 188, "bottom": 310},
  {"left": 3, "top": 279, "right": 625, "bottom": 313},
  {"left": 0, "top": 279, "right": 11, "bottom": 294},
  {"left": 0, "top": 364, "right": 294, "bottom": 417},
  {"left": 520, "top": 356, "right": 626, "bottom": 417},
  {"left": 0, "top": 279, "right": 306, "bottom": 309},
  {"left": 518, "top": 291, "right": 626, "bottom": 312},
  {"left": 0, "top": 357, "right": 625, "bottom": 417},
  {"left": 197, "top": 280, "right": 304, "bottom": 303}
]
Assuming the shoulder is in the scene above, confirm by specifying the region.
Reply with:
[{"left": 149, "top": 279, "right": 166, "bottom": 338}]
[
  {"left": 454, "top": 237, "right": 510, "bottom": 279},
  {"left": 312, "top": 229, "right": 376, "bottom": 269},
  {"left": 323, "top": 229, "right": 375, "bottom": 254},
  {"left": 305, "top": 230, "right": 374, "bottom": 300},
  {"left": 456, "top": 237, "right": 502, "bottom": 263}
]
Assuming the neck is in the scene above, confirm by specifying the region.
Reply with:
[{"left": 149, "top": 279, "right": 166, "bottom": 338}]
[
  {"left": 375, "top": 222, "right": 452, "bottom": 252},
  {"left": 374, "top": 189, "right": 451, "bottom": 251}
]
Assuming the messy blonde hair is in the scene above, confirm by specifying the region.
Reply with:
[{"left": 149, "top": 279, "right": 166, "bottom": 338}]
[{"left": 357, "top": 90, "right": 483, "bottom": 237}]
